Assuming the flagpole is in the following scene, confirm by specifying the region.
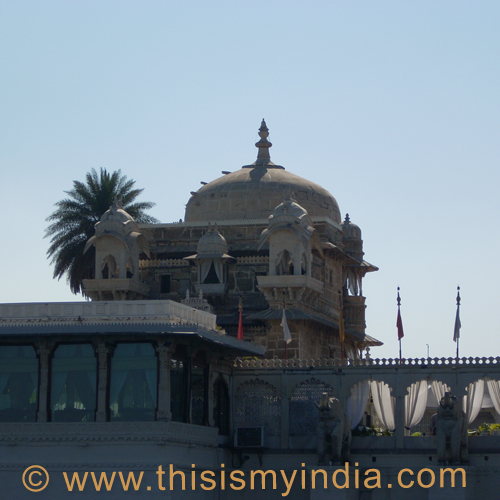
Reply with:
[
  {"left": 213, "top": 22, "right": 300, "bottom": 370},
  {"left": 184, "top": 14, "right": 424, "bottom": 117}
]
[
  {"left": 454, "top": 286, "right": 461, "bottom": 359},
  {"left": 397, "top": 287, "right": 404, "bottom": 362}
]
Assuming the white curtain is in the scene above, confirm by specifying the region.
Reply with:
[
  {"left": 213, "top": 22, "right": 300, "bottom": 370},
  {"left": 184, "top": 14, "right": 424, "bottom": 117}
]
[
  {"left": 345, "top": 345, "right": 356, "bottom": 360},
  {"left": 346, "top": 269, "right": 359, "bottom": 296},
  {"left": 486, "top": 378, "right": 500, "bottom": 414},
  {"left": 199, "top": 260, "right": 212, "bottom": 283},
  {"left": 462, "top": 380, "right": 485, "bottom": 423},
  {"left": 370, "top": 381, "right": 395, "bottom": 431},
  {"left": 347, "top": 380, "right": 370, "bottom": 429},
  {"left": 430, "top": 380, "right": 450, "bottom": 405},
  {"left": 404, "top": 380, "right": 428, "bottom": 435},
  {"left": 213, "top": 260, "right": 224, "bottom": 284},
  {"left": 276, "top": 250, "right": 291, "bottom": 276}
]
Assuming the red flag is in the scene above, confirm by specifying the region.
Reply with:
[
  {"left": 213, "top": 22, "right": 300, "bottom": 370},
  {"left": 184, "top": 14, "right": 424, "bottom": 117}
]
[
  {"left": 237, "top": 309, "right": 244, "bottom": 340},
  {"left": 237, "top": 298, "right": 244, "bottom": 340},
  {"left": 397, "top": 308, "right": 404, "bottom": 340}
]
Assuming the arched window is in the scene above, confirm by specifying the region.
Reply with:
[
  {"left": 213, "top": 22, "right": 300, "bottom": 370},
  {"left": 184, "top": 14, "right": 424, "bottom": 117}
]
[
  {"left": 0, "top": 346, "right": 38, "bottom": 422},
  {"left": 203, "top": 262, "right": 220, "bottom": 284},
  {"left": 276, "top": 250, "right": 293, "bottom": 276},
  {"left": 234, "top": 379, "right": 281, "bottom": 436},
  {"left": 110, "top": 343, "right": 157, "bottom": 422},
  {"left": 101, "top": 255, "right": 118, "bottom": 279},
  {"left": 289, "top": 378, "right": 334, "bottom": 436},
  {"left": 51, "top": 344, "right": 97, "bottom": 422}
]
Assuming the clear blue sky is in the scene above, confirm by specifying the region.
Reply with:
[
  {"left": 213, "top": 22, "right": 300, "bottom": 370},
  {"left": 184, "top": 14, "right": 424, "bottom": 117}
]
[{"left": 1, "top": 1, "right": 499, "bottom": 360}]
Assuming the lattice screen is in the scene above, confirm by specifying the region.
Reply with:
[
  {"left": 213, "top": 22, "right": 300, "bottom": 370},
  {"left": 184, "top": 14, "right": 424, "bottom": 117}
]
[
  {"left": 289, "top": 378, "right": 334, "bottom": 436},
  {"left": 234, "top": 379, "right": 281, "bottom": 436}
]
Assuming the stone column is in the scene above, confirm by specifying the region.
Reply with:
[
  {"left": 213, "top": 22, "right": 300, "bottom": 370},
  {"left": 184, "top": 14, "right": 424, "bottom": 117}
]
[
  {"left": 205, "top": 355, "right": 229, "bottom": 427},
  {"left": 156, "top": 343, "right": 173, "bottom": 422},
  {"left": 95, "top": 342, "right": 113, "bottom": 422},
  {"left": 394, "top": 384, "right": 405, "bottom": 448},
  {"left": 185, "top": 355, "right": 193, "bottom": 424},
  {"left": 35, "top": 341, "right": 54, "bottom": 423}
]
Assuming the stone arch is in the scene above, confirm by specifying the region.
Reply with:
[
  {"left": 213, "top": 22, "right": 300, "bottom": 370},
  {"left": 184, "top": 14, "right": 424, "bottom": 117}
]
[
  {"left": 368, "top": 379, "right": 395, "bottom": 431},
  {"left": 463, "top": 377, "right": 497, "bottom": 427},
  {"left": 403, "top": 379, "right": 430, "bottom": 435},
  {"left": 346, "top": 379, "right": 371, "bottom": 429},
  {"left": 289, "top": 378, "right": 334, "bottom": 436},
  {"left": 408, "top": 378, "right": 450, "bottom": 435},
  {"left": 234, "top": 378, "right": 281, "bottom": 436},
  {"left": 101, "top": 254, "right": 119, "bottom": 279},
  {"left": 276, "top": 249, "right": 293, "bottom": 276}
]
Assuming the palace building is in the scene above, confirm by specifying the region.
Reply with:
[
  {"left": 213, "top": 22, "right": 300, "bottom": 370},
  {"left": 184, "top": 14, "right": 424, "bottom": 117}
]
[{"left": 1, "top": 121, "right": 499, "bottom": 499}]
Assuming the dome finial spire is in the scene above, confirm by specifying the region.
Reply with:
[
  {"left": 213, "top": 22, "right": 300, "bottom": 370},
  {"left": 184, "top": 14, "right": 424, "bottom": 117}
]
[{"left": 255, "top": 119, "right": 272, "bottom": 166}]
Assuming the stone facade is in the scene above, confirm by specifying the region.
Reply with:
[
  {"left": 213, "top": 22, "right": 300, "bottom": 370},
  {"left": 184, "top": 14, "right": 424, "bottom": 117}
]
[{"left": 83, "top": 121, "right": 380, "bottom": 360}]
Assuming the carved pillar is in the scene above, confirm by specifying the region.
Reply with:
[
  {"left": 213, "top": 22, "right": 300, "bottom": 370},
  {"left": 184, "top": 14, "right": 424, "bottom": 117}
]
[
  {"left": 35, "top": 342, "right": 54, "bottom": 423},
  {"left": 95, "top": 342, "right": 113, "bottom": 422},
  {"left": 206, "top": 354, "right": 218, "bottom": 427},
  {"left": 156, "top": 343, "right": 173, "bottom": 422},
  {"left": 394, "top": 391, "right": 405, "bottom": 448}
]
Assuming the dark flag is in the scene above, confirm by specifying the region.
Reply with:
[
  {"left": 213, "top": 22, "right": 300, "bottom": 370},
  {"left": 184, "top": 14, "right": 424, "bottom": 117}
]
[
  {"left": 453, "top": 287, "right": 461, "bottom": 343},
  {"left": 397, "top": 287, "right": 404, "bottom": 340}
]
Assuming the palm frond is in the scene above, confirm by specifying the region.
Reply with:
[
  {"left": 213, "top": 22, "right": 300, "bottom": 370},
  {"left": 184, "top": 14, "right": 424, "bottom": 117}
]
[{"left": 45, "top": 168, "right": 158, "bottom": 295}]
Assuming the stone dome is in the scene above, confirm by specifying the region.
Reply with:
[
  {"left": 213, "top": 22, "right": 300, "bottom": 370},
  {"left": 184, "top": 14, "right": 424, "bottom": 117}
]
[
  {"left": 100, "top": 201, "right": 134, "bottom": 223},
  {"left": 184, "top": 120, "right": 341, "bottom": 224},
  {"left": 271, "top": 200, "right": 309, "bottom": 220},
  {"left": 196, "top": 227, "right": 229, "bottom": 258},
  {"left": 341, "top": 214, "right": 362, "bottom": 239}
]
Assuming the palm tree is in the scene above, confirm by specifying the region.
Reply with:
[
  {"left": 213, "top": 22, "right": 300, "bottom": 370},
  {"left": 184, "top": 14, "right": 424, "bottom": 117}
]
[{"left": 45, "top": 168, "right": 158, "bottom": 295}]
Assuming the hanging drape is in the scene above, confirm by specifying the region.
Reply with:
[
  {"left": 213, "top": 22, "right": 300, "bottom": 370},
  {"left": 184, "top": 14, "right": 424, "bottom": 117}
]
[
  {"left": 144, "top": 370, "right": 158, "bottom": 405},
  {"left": 199, "top": 260, "right": 212, "bottom": 284},
  {"left": 486, "top": 378, "right": 500, "bottom": 415},
  {"left": 345, "top": 345, "right": 356, "bottom": 360},
  {"left": 70, "top": 371, "right": 96, "bottom": 411},
  {"left": 346, "top": 380, "right": 370, "bottom": 429},
  {"left": 346, "top": 269, "right": 359, "bottom": 296},
  {"left": 110, "top": 371, "right": 129, "bottom": 406},
  {"left": 51, "top": 345, "right": 97, "bottom": 411},
  {"left": 430, "top": 380, "right": 450, "bottom": 406},
  {"left": 370, "top": 380, "right": 395, "bottom": 431},
  {"left": 276, "top": 250, "right": 290, "bottom": 276},
  {"left": 213, "top": 260, "right": 224, "bottom": 284},
  {"left": 51, "top": 372, "right": 68, "bottom": 408},
  {"left": 404, "top": 380, "right": 428, "bottom": 435},
  {"left": 462, "top": 380, "right": 485, "bottom": 423}
]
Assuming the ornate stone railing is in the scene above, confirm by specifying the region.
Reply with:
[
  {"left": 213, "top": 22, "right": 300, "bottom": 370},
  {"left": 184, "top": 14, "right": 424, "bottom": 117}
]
[
  {"left": 139, "top": 259, "right": 189, "bottom": 268},
  {"left": 236, "top": 256, "right": 269, "bottom": 264},
  {"left": 234, "top": 356, "right": 500, "bottom": 369},
  {"left": 232, "top": 355, "right": 500, "bottom": 452}
]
